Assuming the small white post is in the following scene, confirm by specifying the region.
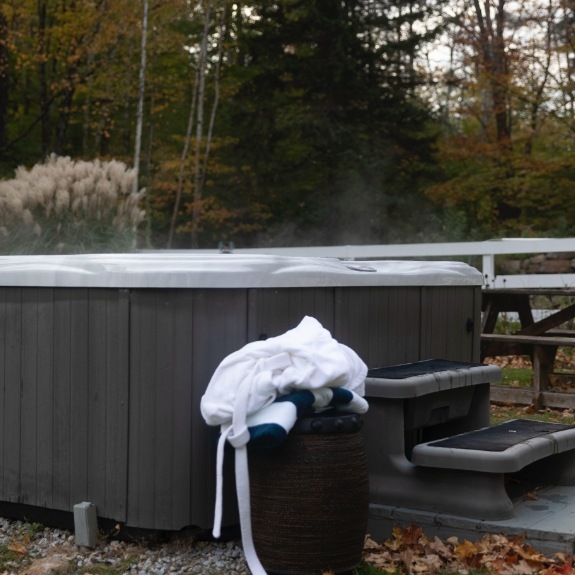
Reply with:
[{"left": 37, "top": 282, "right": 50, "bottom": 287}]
[{"left": 482, "top": 254, "right": 495, "bottom": 288}]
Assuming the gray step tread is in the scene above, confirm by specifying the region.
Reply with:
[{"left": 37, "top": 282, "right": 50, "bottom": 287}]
[
  {"left": 365, "top": 361, "right": 501, "bottom": 398},
  {"left": 411, "top": 419, "right": 575, "bottom": 473}
]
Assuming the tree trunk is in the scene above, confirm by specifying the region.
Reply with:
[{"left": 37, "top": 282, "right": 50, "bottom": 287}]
[
  {"left": 55, "top": 69, "right": 77, "bottom": 154},
  {"left": 473, "top": 0, "right": 511, "bottom": 144},
  {"left": 0, "top": 9, "right": 9, "bottom": 151},
  {"left": 133, "top": 0, "right": 148, "bottom": 194},
  {"left": 190, "top": 0, "right": 212, "bottom": 248},
  {"left": 37, "top": 0, "right": 51, "bottom": 153},
  {"left": 167, "top": 69, "right": 199, "bottom": 248},
  {"left": 200, "top": 1, "right": 227, "bottom": 193}
]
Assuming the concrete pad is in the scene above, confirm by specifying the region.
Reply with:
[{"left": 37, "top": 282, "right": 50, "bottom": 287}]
[{"left": 368, "top": 485, "right": 575, "bottom": 556}]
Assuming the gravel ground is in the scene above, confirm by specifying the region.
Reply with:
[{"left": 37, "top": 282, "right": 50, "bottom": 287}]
[{"left": 0, "top": 517, "right": 249, "bottom": 575}]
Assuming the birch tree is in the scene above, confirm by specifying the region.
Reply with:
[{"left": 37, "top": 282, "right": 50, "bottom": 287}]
[
  {"left": 167, "top": 0, "right": 227, "bottom": 248},
  {"left": 0, "top": 8, "right": 9, "bottom": 153},
  {"left": 133, "top": 0, "right": 149, "bottom": 194}
]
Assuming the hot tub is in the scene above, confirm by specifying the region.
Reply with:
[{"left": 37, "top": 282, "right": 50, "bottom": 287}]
[{"left": 0, "top": 253, "right": 483, "bottom": 532}]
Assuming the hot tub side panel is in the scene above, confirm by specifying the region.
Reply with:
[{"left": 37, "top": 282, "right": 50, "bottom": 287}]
[
  {"left": 247, "top": 287, "right": 336, "bottom": 341},
  {"left": 0, "top": 287, "right": 129, "bottom": 520},
  {"left": 333, "top": 285, "right": 479, "bottom": 366},
  {"left": 419, "top": 286, "right": 481, "bottom": 362},
  {"left": 126, "top": 288, "right": 248, "bottom": 531},
  {"left": 246, "top": 285, "right": 479, "bottom": 370},
  {"left": 0, "top": 280, "right": 481, "bottom": 533},
  {"left": 333, "top": 287, "right": 422, "bottom": 367}
]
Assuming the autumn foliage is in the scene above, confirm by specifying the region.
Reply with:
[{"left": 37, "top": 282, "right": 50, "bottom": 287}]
[
  {"left": 2, "top": 1, "right": 575, "bottom": 247},
  {"left": 362, "top": 524, "right": 574, "bottom": 575}
]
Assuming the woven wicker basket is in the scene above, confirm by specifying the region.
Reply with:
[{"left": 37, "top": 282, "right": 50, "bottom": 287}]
[{"left": 248, "top": 413, "right": 369, "bottom": 575}]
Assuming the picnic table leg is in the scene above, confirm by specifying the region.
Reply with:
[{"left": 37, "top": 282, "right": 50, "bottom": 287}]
[
  {"left": 480, "top": 294, "right": 535, "bottom": 360},
  {"left": 481, "top": 299, "right": 499, "bottom": 334},
  {"left": 516, "top": 297, "right": 535, "bottom": 329},
  {"left": 532, "top": 345, "right": 557, "bottom": 409}
]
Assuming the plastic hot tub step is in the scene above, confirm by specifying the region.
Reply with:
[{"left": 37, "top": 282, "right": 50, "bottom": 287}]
[{"left": 411, "top": 419, "right": 575, "bottom": 473}]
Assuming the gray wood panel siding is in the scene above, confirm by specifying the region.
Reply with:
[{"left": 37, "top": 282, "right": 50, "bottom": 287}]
[
  {"left": 243, "top": 286, "right": 476, "bottom": 367},
  {"left": 86, "top": 289, "right": 130, "bottom": 519},
  {"left": 0, "top": 288, "right": 129, "bottom": 520},
  {"left": 247, "top": 288, "right": 335, "bottom": 341},
  {"left": 190, "top": 290, "right": 247, "bottom": 528},
  {"left": 334, "top": 287, "right": 422, "bottom": 367},
  {"left": 335, "top": 285, "right": 478, "bottom": 366},
  {"left": 128, "top": 289, "right": 174, "bottom": 530},
  {"left": 127, "top": 289, "right": 248, "bottom": 530},
  {"left": 2, "top": 288, "right": 23, "bottom": 504},
  {"left": 32, "top": 289, "right": 55, "bottom": 509},
  {"left": 420, "top": 286, "right": 480, "bottom": 362}
]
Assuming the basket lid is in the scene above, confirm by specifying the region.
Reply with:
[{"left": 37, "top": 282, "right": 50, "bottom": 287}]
[{"left": 291, "top": 413, "right": 363, "bottom": 435}]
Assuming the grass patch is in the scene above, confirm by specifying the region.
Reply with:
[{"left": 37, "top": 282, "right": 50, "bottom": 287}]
[
  {"left": 499, "top": 367, "right": 532, "bottom": 388},
  {"left": 355, "top": 561, "right": 386, "bottom": 574},
  {"left": 490, "top": 385, "right": 575, "bottom": 425},
  {"left": 77, "top": 558, "right": 137, "bottom": 574},
  {"left": 489, "top": 403, "right": 575, "bottom": 424},
  {"left": 0, "top": 521, "right": 47, "bottom": 572},
  {"left": 0, "top": 544, "right": 25, "bottom": 572}
]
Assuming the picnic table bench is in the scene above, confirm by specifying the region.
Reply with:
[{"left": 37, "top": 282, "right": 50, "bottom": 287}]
[{"left": 480, "top": 288, "right": 575, "bottom": 408}]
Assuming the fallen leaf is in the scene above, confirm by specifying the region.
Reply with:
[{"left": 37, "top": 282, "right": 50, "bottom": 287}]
[
  {"left": 541, "top": 564, "right": 574, "bottom": 575},
  {"left": 526, "top": 487, "right": 542, "bottom": 500},
  {"left": 512, "top": 558, "right": 539, "bottom": 574},
  {"left": 7, "top": 542, "right": 27, "bottom": 556},
  {"left": 428, "top": 536, "right": 453, "bottom": 559},
  {"left": 454, "top": 539, "right": 478, "bottom": 561},
  {"left": 401, "top": 548, "right": 414, "bottom": 571},
  {"left": 402, "top": 524, "right": 424, "bottom": 546},
  {"left": 363, "top": 536, "right": 382, "bottom": 551},
  {"left": 363, "top": 523, "right": 574, "bottom": 575}
]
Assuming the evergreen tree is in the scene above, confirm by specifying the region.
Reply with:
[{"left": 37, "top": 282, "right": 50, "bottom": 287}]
[{"left": 208, "top": 0, "right": 445, "bottom": 246}]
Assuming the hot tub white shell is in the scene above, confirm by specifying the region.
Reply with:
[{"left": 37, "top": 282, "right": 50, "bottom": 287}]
[{"left": 0, "top": 253, "right": 482, "bottom": 288}]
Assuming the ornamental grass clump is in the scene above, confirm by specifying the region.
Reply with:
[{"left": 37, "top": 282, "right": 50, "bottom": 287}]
[{"left": 0, "top": 155, "right": 146, "bottom": 254}]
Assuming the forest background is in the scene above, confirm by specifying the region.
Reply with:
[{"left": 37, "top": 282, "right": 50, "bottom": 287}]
[{"left": 1, "top": 0, "right": 575, "bottom": 252}]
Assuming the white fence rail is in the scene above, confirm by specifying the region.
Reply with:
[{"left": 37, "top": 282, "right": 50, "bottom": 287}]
[{"left": 186, "top": 237, "right": 575, "bottom": 289}]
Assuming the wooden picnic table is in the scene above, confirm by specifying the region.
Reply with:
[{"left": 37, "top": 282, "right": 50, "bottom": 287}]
[{"left": 480, "top": 288, "right": 575, "bottom": 408}]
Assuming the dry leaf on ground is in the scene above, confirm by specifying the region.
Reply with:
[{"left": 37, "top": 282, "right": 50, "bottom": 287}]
[{"left": 363, "top": 525, "right": 574, "bottom": 575}]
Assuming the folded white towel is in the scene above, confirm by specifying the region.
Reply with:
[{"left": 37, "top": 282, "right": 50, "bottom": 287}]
[{"left": 200, "top": 315, "right": 368, "bottom": 575}]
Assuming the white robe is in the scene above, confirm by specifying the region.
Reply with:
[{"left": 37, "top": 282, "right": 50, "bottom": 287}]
[{"left": 200, "top": 316, "right": 368, "bottom": 575}]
